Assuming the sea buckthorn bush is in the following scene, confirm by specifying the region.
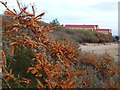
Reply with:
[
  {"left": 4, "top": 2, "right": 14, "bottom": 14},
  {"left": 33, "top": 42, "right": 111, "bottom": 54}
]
[{"left": 1, "top": 1, "right": 78, "bottom": 88}]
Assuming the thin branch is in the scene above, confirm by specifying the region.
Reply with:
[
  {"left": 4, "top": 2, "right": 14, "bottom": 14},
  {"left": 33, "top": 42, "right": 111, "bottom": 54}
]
[
  {"left": 0, "top": 1, "right": 15, "bottom": 14},
  {"left": 32, "top": 6, "right": 35, "bottom": 16},
  {"left": 2, "top": 78, "right": 11, "bottom": 89},
  {"left": 16, "top": 0, "right": 21, "bottom": 11}
]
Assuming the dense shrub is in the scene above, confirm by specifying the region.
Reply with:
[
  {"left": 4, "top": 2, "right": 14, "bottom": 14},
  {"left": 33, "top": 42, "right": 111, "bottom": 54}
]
[
  {"left": 78, "top": 30, "right": 97, "bottom": 43},
  {"left": 1, "top": 1, "right": 79, "bottom": 88}
]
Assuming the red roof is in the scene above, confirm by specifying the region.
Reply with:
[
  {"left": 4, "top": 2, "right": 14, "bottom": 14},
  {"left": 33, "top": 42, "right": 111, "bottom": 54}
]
[
  {"left": 96, "top": 29, "right": 111, "bottom": 31},
  {"left": 65, "top": 25, "right": 98, "bottom": 28}
]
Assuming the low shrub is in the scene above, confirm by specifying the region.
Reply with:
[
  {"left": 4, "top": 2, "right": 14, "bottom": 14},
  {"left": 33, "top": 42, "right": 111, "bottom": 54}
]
[{"left": 53, "top": 28, "right": 116, "bottom": 43}]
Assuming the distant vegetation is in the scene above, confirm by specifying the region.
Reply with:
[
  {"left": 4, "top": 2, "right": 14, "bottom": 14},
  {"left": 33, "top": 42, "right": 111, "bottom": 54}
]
[
  {"left": 50, "top": 26, "right": 117, "bottom": 45},
  {"left": 114, "top": 36, "right": 119, "bottom": 41},
  {"left": 1, "top": 1, "right": 119, "bottom": 89},
  {"left": 49, "top": 19, "right": 117, "bottom": 44},
  {"left": 50, "top": 19, "right": 61, "bottom": 26}
]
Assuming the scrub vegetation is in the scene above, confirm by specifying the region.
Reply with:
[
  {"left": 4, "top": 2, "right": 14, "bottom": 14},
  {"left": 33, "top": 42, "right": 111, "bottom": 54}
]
[{"left": 1, "top": 1, "right": 119, "bottom": 89}]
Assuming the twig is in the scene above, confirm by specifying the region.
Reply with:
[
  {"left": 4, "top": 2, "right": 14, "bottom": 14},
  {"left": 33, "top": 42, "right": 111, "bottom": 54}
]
[
  {"left": 32, "top": 6, "right": 35, "bottom": 16},
  {"left": 2, "top": 78, "right": 11, "bottom": 89},
  {"left": 16, "top": 0, "right": 21, "bottom": 11}
]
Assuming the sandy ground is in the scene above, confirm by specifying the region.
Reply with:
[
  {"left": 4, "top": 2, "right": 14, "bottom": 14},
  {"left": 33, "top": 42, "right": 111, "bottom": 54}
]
[{"left": 78, "top": 43, "right": 119, "bottom": 62}]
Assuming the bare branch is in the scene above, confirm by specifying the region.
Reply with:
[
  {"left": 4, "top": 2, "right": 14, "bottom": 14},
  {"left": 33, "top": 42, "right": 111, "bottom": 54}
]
[{"left": 16, "top": 0, "right": 21, "bottom": 11}]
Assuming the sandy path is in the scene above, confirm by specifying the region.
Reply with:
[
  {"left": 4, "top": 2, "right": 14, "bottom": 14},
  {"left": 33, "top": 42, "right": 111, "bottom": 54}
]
[{"left": 79, "top": 43, "right": 119, "bottom": 61}]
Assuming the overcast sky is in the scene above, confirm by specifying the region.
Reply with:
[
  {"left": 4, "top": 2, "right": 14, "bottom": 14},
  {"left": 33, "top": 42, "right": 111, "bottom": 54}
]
[{"left": 0, "top": 0, "right": 119, "bottom": 35}]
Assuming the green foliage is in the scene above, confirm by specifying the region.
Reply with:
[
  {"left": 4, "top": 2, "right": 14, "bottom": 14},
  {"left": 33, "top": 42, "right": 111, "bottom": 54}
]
[
  {"left": 53, "top": 28, "right": 117, "bottom": 43},
  {"left": 50, "top": 19, "right": 63, "bottom": 26},
  {"left": 78, "top": 30, "right": 97, "bottom": 43},
  {"left": 7, "top": 47, "right": 33, "bottom": 77}
]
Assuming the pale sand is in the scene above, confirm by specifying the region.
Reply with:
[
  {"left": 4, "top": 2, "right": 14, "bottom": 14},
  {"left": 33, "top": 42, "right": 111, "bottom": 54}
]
[{"left": 79, "top": 43, "right": 119, "bottom": 62}]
